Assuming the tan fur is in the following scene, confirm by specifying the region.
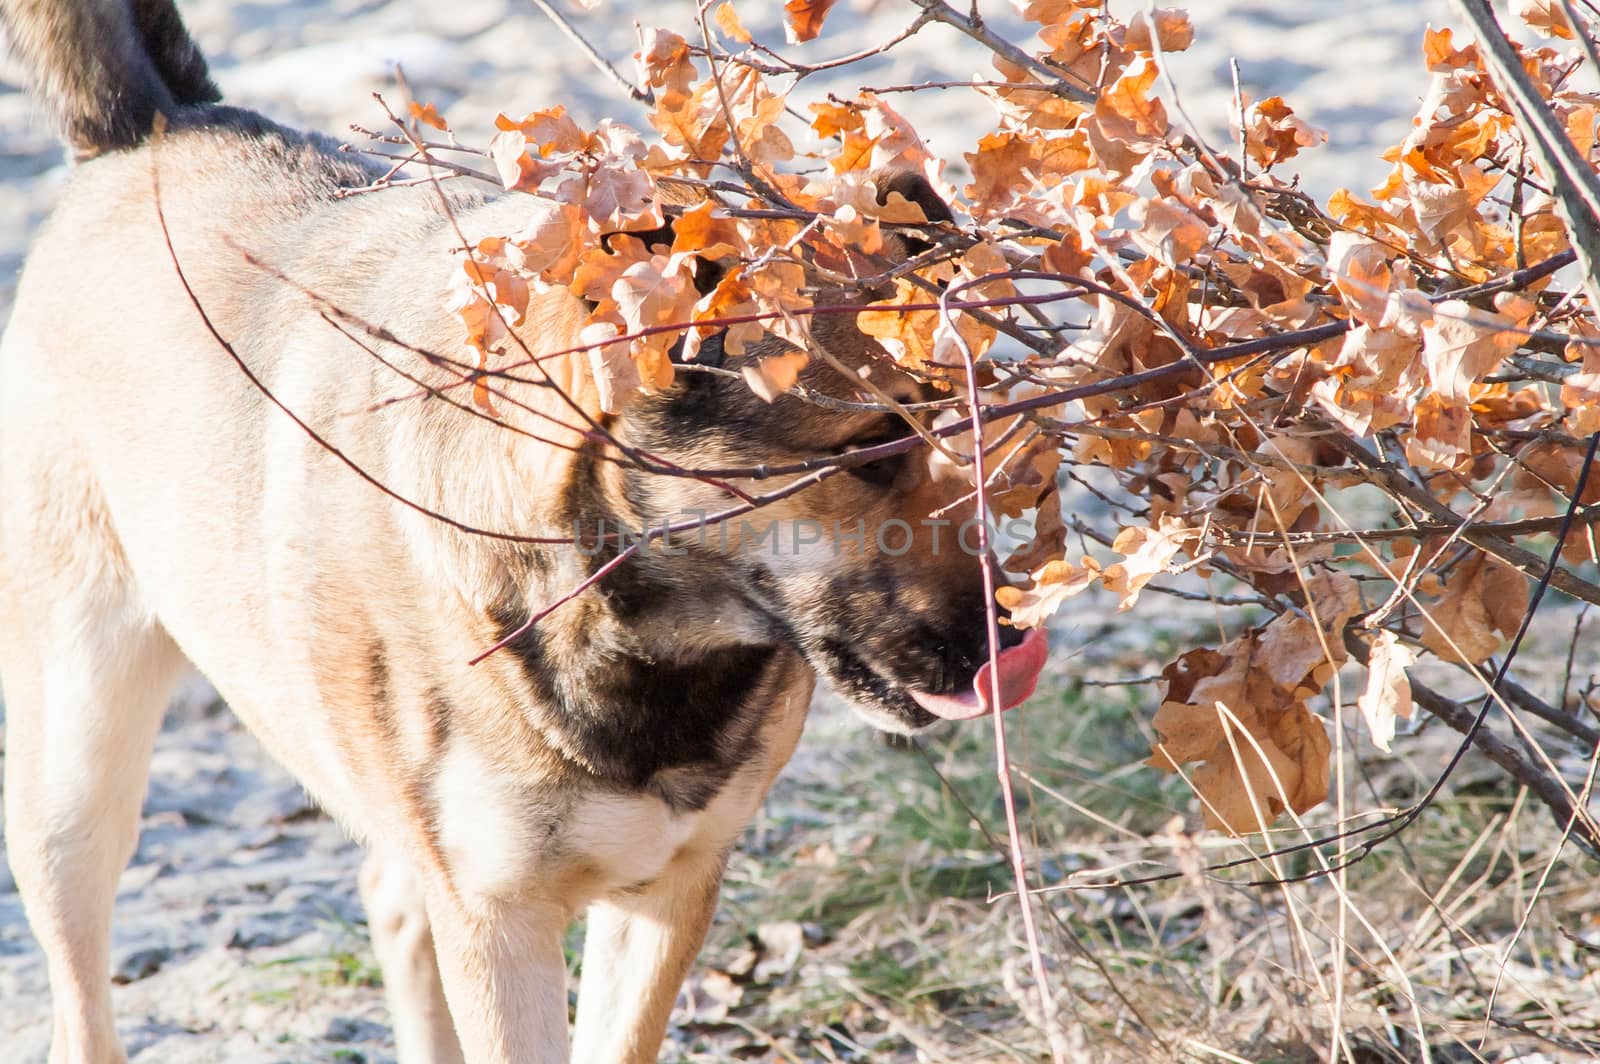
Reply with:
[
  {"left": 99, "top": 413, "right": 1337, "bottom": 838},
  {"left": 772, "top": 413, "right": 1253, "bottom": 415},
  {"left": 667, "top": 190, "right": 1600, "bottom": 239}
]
[{"left": 0, "top": 7, "right": 1014, "bottom": 1062}]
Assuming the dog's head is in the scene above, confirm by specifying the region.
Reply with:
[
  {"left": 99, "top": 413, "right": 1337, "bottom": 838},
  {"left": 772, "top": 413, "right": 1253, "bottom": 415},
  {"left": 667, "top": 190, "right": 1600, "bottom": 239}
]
[{"left": 578, "top": 174, "right": 1047, "bottom": 734}]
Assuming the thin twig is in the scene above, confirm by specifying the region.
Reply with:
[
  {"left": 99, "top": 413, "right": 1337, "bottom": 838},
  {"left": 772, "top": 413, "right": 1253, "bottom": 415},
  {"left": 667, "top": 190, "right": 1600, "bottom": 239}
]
[{"left": 527, "top": 0, "right": 654, "bottom": 103}]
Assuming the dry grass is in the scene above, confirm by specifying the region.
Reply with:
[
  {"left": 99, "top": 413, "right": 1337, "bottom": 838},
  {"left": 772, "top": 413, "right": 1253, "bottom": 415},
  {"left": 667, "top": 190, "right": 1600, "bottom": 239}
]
[{"left": 648, "top": 593, "right": 1600, "bottom": 1063}]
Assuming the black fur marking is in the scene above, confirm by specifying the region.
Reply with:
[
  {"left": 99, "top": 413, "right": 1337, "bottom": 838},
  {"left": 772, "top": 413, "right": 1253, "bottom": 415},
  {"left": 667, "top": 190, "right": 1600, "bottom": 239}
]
[
  {"left": 1, "top": 0, "right": 220, "bottom": 156},
  {"left": 366, "top": 639, "right": 401, "bottom": 746},
  {"left": 816, "top": 637, "right": 938, "bottom": 731},
  {"left": 424, "top": 686, "right": 453, "bottom": 752},
  {"left": 669, "top": 330, "right": 727, "bottom": 369},
  {"left": 132, "top": 0, "right": 220, "bottom": 106},
  {"left": 489, "top": 600, "right": 776, "bottom": 810}
]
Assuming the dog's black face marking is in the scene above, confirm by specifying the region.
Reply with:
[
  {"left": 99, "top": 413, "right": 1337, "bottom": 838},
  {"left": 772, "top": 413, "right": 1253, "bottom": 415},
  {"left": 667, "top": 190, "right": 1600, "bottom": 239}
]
[{"left": 593, "top": 334, "right": 1017, "bottom": 737}]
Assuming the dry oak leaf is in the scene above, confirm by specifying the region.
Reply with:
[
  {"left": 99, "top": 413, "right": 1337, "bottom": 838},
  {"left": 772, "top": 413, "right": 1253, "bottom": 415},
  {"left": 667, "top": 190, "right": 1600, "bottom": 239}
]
[
  {"left": 409, "top": 101, "right": 448, "bottom": 130},
  {"left": 1123, "top": 8, "right": 1194, "bottom": 53},
  {"left": 488, "top": 108, "right": 586, "bottom": 193},
  {"left": 1423, "top": 26, "right": 1479, "bottom": 71},
  {"left": 1253, "top": 569, "right": 1362, "bottom": 698},
  {"left": 1099, "top": 516, "right": 1201, "bottom": 611},
  {"left": 1357, "top": 630, "right": 1415, "bottom": 753},
  {"left": 810, "top": 99, "right": 865, "bottom": 140},
  {"left": 1007, "top": 0, "right": 1091, "bottom": 25},
  {"left": 714, "top": 2, "right": 752, "bottom": 43},
  {"left": 964, "top": 130, "right": 1039, "bottom": 206},
  {"left": 994, "top": 556, "right": 1102, "bottom": 629},
  {"left": 580, "top": 321, "right": 642, "bottom": 415},
  {"left": 1418, "top": 553, "right": 1528, "bottom": 665},
  {"left": 1128, "top": 196, "right": 1211, "bottom": 268},
  {"left": 1404, "top": 391, "right": 1474, "bottom": 472},
  {"left": 683, "top": 272, "right": 763, "bottom": 362},
  {"left": 1421, "top": 299, "right": 1522, "bottom": 404},
  {"left": 635, "top": 28, "right": 698, "bottom": 109},
  {"left": 1190, "top": 701, "right": 1329, "bottom": 835},
  {"left": 1148, "top": 643, "right": 1331, "bottom": 834},
  {"left": 611, "top": 253, "right": 697, "bottom": 336},
  {"left": 1327, "top": 232, "right": 1394, "bottom": 327},
  {"left": 1560, "top": 321, "right": 1600, "bottom": 434},
  {"left": 1098, "top": 59, "right": 1168, "bottom": 138},
  {"left": 1236, "top": 95, "right": 1325, "bottom": 167},
  {"left": 784, "top": 0, "right": 838, "bottom": 44},
  {"left": 856, "top": 279, "right": 940, "bottom": 371},
  {"left": 742, "top": 350, "right": 809, "bottom": 402},
  {"left": 1002, "top": 485, "right": 1066, "bottom": 574},
  {"left": 1517, "top": 0, "right": 1579, "bottom": 38},
  {"left": 736, "top": 93, "right": 796, "bottom": 169}
]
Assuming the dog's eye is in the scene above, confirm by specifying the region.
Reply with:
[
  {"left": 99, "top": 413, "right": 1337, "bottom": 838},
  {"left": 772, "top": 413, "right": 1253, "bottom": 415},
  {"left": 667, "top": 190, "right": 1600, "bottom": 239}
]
[{"left": 838, "top": 433, "right": 912, "bottom": 487}]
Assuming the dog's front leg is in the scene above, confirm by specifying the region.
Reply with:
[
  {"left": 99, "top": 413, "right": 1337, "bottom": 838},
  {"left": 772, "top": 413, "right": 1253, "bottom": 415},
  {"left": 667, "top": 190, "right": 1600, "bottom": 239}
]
[
  {"left": 569, "top": 847, "right": 727, "bottom": 1064},
  {"left": 424, "top": 891, "right": 571, "bottom": 1064}
]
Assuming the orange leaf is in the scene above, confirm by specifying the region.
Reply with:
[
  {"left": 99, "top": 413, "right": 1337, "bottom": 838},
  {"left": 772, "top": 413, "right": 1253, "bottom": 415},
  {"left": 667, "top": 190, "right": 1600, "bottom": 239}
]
[
  {"left": 784, "top": 0, "right": 837, "bottom": 44},
  {"left": 714, "top": 1, "right": 752, "bottom": 43},
  {"left": 409, "top": 101, "right": 448, "bottom": 130},
  {"left": 1123, "top": 9, "right": 1194, "bottom": 53},
  {"left": 741, "top": 350, "right": 808, "bottom": 402}
]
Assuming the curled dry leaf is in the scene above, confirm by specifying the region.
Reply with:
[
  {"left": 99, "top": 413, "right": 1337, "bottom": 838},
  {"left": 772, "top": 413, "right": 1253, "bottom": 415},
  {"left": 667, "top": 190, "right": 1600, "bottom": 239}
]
[
  {"left": 1147, "top": 640, "right": 1331, "bottom": 836},
  {"left": 783, "top": 0, "right": 838, "bottom": 44},
  {"left": 1421, "top": 299, "right": 1522, "bottom": 404},
  {"left": 580, "top": 321, "right": 642, "bottom": 415},
  {"left": 995, "top": 556, "right": 1102, "bottom": 630},
  {"left": 713, "top": 1, "right": 751, "bottom": 43},
  {"left": 742, "top": 350, "right": 808, "bottom": 402},
  {"left": 1100, "top": 516, "right": 1201, "bottom": 611},
  {"left": 1235, "top": 95, "right": 1326, "bottom": 167},
  {"left": 409, "top": 101, "right": 448, "bottom": 131},
  {"left": 1517, "top": 0, "right": 1579, "bottom": 38},
  {"left": 1123, "top": 9, "right": 1194, "bottom": 54},
  {"left": 1357, "top": 630, "right": 1415, "bottom": 753},
  {"left": 1417, "top": 553, "right": 1528, "bottom": 665}
]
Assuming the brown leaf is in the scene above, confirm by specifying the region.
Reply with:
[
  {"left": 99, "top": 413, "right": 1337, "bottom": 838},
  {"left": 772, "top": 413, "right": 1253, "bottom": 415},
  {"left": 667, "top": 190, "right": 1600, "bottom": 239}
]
[
  {"left": 409, "top": 101, "right": 448, "bottom": 130},
  {"left": 1128, "top": 197, "right": 1210, "bottom": 268},
  {"left": 994, "top": 557, "right": 1102, "bottom": 629},
  {"left": 1236, "top": 95, "right": 1326, "bottom": 167},
  {"left": 714, "top": 1, "right": 752, "bottom": 43},
  {"left": 1517, "top": 0, "right": 1578, "bottom": 38},
  {"left": 1100, "top": 516, "right": 1201, "bottom": 610},
  {"left": 742, "top": 350, "right": 808, "bottom": 402},
  {"left": 635, "top": 28, "right": 698, "bottom": 109},
  {"left": 1405, "top": 392, "right": 1473, "bottom": 472},
  {"left": 1422, "top": 299, "right": 1521, "bottom": 404},
  {"left": 581, "top": 321, "right": 642, "bottom": 415},
  {"left": 1123, "top": 9, "right": 1194, "bottom": 53},
  {"left": 784, "top": 0, "right": 837, "bottom": 44},
  {"left": 1327, "top": 233, "right": 1394, "bottom": 327},
  {"left": 1418, "top": 554, "right": 1527, "bottom": 665}
]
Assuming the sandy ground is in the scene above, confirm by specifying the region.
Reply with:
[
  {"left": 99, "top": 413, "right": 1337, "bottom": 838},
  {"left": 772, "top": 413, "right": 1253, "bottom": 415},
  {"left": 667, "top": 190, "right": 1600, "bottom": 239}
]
[{"left": 0, "top": 1, "right": 1460, "bottom": 1060}]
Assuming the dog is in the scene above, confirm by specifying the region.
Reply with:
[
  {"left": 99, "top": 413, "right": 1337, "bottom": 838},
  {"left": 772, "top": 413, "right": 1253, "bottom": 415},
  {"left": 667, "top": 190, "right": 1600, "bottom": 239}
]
[{"left": 0, "top": 2, "right": 1049, "bottom": 1061}]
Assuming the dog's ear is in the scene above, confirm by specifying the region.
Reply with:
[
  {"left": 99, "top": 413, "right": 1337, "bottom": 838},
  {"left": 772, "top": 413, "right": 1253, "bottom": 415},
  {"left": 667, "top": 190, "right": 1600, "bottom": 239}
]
[
  {"left": 874, "top": 170, "right": 954, "bottom": 224},
  {"left": 873, "top": 170, "right": 953, "bottom": 256}
]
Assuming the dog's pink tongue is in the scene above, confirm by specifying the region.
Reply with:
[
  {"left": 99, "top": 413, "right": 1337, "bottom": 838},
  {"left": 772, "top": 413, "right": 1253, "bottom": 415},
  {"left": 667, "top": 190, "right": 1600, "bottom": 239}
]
[{"left": 909, "top": 628, "right": 1049, "bottom": 721}]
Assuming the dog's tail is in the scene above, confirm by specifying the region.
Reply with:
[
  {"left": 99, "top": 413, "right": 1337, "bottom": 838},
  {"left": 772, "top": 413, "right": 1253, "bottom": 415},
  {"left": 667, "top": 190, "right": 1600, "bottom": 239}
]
[{"left": 0, "top": 0, "right": 220, "bottom": 158}]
